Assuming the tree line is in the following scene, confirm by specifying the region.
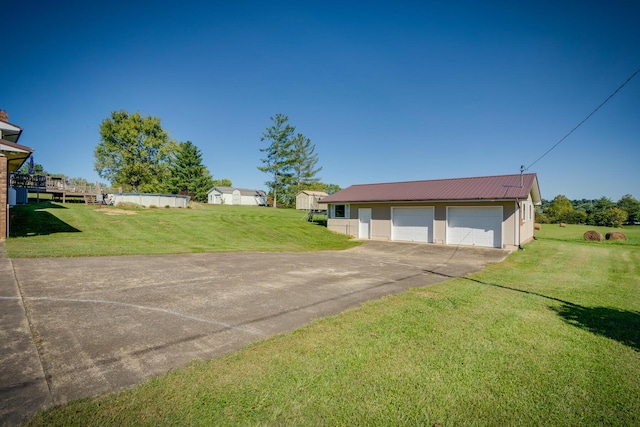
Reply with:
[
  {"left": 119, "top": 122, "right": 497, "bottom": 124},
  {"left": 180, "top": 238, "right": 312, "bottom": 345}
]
[
  {"left": 90, "top": 110, "right": 337, "bottom": 206},
  {"left": 538, "top": 194, "right": 639, "bottom": 227},
  {"left": 93, "top": 110, "right": 216, "bottom": 202}
]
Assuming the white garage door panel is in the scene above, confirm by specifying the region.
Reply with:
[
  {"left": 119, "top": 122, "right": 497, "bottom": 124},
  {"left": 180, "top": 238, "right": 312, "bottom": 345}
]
[
  {"left": 392, "top": 207, "right": 433, "bottom": 243},
  {"left": 447, "top": 207, "right": 502, "bottom": 248}
]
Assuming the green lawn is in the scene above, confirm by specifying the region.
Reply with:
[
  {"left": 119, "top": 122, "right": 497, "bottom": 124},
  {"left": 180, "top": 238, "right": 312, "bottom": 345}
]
[
  {"left": 7, "top": 202, "right": 359, "bottom": 257},
  {"left": 23, "top": 221, "right": 640, "bottom": 426}
]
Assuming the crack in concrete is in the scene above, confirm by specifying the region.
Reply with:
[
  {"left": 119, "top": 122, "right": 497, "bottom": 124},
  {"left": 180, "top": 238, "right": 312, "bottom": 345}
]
[{"left": 10, "top": 258, "right": 54, "bottom": 407}]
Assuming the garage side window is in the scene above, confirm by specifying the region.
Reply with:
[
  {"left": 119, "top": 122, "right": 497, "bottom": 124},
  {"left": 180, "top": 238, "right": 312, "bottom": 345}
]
[{"left": 330, "top": 204, "right": 350, "bottom": 218}]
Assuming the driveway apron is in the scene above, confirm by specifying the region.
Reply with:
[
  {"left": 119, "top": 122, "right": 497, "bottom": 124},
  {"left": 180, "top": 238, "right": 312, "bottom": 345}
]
[{"left": 0, "top": 241, "right": 508, "bottom": 425}]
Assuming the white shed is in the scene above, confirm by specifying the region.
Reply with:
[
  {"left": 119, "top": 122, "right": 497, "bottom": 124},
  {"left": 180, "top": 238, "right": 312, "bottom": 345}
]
[{"left": 207, "top": 187, "right": 267, "bottom": 206}]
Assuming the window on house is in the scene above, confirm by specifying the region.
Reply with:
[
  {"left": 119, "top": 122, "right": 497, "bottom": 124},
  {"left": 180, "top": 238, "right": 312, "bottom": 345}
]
[
  {"left": 331, "top": 204, "right": 350, "bottom": 218},
  {"left": 522, "top": 202, "right": 527, "bottom": 221},
  {"left": 529, "top": 204, "right": 533, "bottom": 221}
]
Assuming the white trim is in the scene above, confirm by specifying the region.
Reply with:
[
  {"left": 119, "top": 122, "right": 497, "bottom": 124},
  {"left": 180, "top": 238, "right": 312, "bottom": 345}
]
[
  {"left": 0, "top": 122, "right": 21, "bottom": 132},
  {"left": 0, "top": 142, "right": 30, "bottom": 153},
  {"left": 330, "top": 203, "right": 350, "bottom": 219}
]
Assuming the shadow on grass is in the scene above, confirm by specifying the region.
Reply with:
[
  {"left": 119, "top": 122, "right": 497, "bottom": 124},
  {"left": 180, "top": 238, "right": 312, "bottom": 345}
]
[
  {"left": 423, "top": 268, "right": 640, "bottom": 352},
  {"left": 551, "top": 305, "right": 640, "bottom": 351},
  {"left": 9, "top": 202, "right": 81, "bottom": 237}
]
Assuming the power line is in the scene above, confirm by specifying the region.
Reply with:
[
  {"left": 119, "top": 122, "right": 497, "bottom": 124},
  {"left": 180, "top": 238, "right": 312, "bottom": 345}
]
[{"left": 525, "top": 67, "right": 640, "bottom": 171}]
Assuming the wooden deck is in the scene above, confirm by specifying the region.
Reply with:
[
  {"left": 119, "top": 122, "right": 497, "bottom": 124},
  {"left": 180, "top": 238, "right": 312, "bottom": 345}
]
[{"left": 10, "top": 173, "right": 104, "bottom": 204}]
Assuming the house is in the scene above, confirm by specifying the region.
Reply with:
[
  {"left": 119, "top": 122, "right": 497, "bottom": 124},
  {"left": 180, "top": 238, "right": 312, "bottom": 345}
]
[
  {"left": 320, "top": 173, "right": 541, "bottom": 249},
  {"left": 1, "top": 110, "right": 34, "bottom": 239},
  {"left": 295, "top": 190, "right": 328, "bottom": 211},
  {"left": 207, "top": 186, "right": 267, "bottom": 206}
]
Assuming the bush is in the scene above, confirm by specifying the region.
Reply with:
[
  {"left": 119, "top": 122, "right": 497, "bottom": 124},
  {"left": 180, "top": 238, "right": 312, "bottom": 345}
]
[
  {"left": 569, "top": 211, "right": 588, "bottom": 224},
  {"left": 535, "top": 213, "right": 551, "bottom": 224}
]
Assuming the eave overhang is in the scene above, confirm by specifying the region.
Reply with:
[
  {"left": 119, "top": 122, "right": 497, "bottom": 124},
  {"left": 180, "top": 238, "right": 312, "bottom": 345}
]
[{"left": 0, "top": 138, "right": 34, "bottom": 172}]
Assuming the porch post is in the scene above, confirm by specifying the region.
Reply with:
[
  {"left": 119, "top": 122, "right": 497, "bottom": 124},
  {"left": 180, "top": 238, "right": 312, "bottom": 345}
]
[{"left": 0, "top": 155, "right": 7, "bottom": 239}]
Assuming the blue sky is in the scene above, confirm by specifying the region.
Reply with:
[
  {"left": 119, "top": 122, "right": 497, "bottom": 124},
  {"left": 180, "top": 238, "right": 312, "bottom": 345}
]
[{"left": 3, "top": 1, "right": 639, "bottom": 201}]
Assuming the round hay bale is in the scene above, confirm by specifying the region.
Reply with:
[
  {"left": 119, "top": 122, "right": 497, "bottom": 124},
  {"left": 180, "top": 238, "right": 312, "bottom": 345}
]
[
  {"left": 605, "top": 231, "right": 627, "bottom": 241},
  {"left": 534, "top": 223, "right": 542, "bottom": 230},
  {"left": 559, "top": 223, "right": 566, "bottom": 228},
  {"left": 583, "top": 230, "right": 604, "bottom": 241}
]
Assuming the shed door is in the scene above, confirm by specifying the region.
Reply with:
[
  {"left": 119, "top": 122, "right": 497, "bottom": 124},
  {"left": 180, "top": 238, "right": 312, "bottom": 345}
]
[
  {"left": 447, "top": 207, "right": 502, "bottom": 248},
  {"left": 232, "top": 190, "right": 241, "bottom": 205},
  {"left": 358, "top": 208, "right": 372, "bottom": 239},
  {"left": 392, "top": 207, "right": 434, "bottom": 243}
]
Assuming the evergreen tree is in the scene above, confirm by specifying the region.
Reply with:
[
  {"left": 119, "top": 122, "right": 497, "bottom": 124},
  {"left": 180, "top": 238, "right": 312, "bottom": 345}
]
[
  {"left": 258, "top": 114, "right": 295, "bottom": 207},
  {"left": 167, "top": 141, "right": 213, "bottom": 202},
  {"left": 290, "top": 133, "right": 322, "bottom": 196},
  {"left": 18, "top": 162, "right": 46, "bottom": 175}
]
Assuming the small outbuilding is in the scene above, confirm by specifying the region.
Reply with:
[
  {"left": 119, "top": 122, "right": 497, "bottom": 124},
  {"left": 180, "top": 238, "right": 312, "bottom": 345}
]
[
  {"left": 295, "top": 190, "right": 328, "bottom": 211},
  {"left": 320, "top": 173, "right": 541, "bottom": 249},
  {"left": 207, "top": 186, "right": 267, "bottom": 206}
]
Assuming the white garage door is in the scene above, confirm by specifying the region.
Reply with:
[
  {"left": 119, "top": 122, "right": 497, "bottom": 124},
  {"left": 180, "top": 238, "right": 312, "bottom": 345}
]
[
  {"left": 447, "top": 207, "right": 503, "bottom": 248},
  {"left": 392, "top": 207, "right": 434, "bottom": 243}
]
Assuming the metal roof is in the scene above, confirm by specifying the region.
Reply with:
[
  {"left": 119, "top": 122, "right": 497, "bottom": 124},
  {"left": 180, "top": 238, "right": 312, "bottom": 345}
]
[{"left": 321, "top": 174, "right": 541, "bottom": 204}]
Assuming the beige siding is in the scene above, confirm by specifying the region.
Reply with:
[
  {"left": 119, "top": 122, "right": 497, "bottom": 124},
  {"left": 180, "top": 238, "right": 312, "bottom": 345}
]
[
  {"left": 327, "top": 218, "right": 358, "bottom": 237},
  {"left": 327, "top": 200, "right": 532, "bottom": 249},
  {"left": 519, "top": 194, "right": 536, "bottom": 245},
  {"left": 503, "top": 202, "right": 517, "bottom": 248},
  {"left": 296, "top": 192, "right": 328, "bottom": 210}
]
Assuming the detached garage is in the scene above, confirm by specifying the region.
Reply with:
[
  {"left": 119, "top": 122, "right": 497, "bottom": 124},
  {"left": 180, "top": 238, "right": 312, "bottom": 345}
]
[{"left": 321, "top": 173, "right": 541, "bottom": 250}]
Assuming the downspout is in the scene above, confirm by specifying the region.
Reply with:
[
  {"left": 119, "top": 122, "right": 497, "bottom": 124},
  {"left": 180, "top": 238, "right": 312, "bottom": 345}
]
[{"left": 516, "top": 199, "right": 523, "bottom": 250}]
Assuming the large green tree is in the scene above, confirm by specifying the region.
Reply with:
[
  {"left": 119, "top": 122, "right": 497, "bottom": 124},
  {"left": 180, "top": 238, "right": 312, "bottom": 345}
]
[
  {"left": 545, "top": 194, "right": 574, "bottom": 223},
  {"left": 95, "top": 110, "right": 177, "bottom": 192},
  {"left": 166, "top": 141, "right": 213, "bottom": 202},
  {"left": 258, "top": 114, "right": 295, "bottom": 207},
  {"left": 617, "top": 194, "right": 640, "bottom": 224},
  {"left": 289, "top": 133, "right": 322, "bottom": 198},
  {"left": 305, "top": 182, "right": 341, "bottom": 195}
]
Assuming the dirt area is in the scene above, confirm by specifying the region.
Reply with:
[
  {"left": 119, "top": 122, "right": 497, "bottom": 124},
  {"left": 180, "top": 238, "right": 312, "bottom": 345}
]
[{"left": 96, "top": 208, "right": 138, "bottom": 215}]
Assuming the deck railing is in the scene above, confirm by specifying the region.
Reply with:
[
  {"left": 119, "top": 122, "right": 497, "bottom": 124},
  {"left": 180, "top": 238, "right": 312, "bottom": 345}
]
[
  {"left": 9, "top": 174, "right": 106, "bottom": 195},
  {"left": 9, "top": 173, "right": 47, "bottom": 191}
]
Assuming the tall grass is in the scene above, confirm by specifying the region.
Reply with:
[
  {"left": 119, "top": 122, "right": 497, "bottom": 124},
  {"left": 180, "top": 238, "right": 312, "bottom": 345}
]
[{"left": 26, "top": 225, "right": 640, "bottom": 426}]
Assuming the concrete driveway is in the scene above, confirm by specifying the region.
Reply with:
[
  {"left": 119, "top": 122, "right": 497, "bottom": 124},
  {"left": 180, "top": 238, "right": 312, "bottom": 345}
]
[{"left": 0, "top": 241, "right": 508, "bottom": 425}]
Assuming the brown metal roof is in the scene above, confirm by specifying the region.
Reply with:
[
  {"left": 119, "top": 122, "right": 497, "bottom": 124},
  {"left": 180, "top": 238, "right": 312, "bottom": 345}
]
[{"left": 321, "top": 173, "right": 540, "bottom": 204}]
